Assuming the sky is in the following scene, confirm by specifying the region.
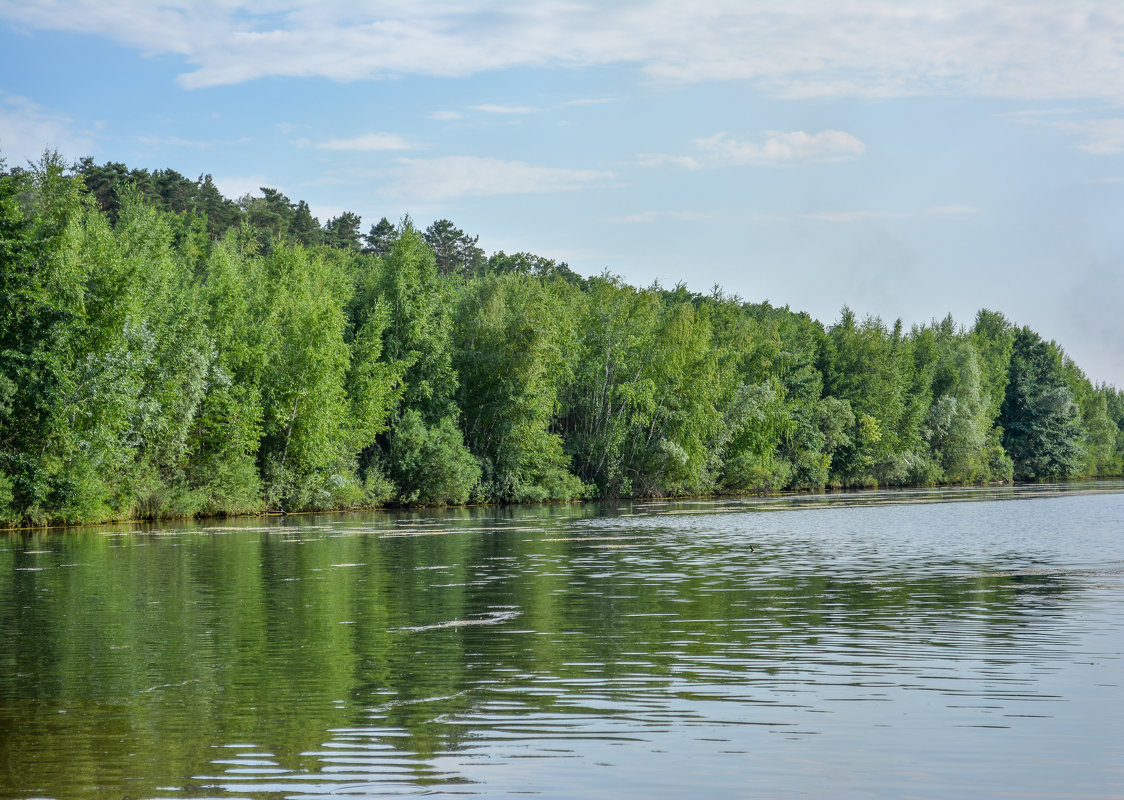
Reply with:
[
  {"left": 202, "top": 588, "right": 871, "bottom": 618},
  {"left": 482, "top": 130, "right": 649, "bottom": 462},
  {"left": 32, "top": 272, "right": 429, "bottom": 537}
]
[{"left": 1, "top": 1, "right": 1123, "bottom": 386}]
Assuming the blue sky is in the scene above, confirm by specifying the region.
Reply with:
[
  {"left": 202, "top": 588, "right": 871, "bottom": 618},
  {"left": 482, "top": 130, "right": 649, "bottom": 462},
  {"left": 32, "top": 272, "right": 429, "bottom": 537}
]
[{"left": 2, "top": 1, "right": 1123, "bottom": 386}]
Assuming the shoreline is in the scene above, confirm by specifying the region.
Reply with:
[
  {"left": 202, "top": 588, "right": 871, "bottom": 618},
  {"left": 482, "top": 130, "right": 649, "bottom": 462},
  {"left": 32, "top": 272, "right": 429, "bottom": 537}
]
[{"left": 6, "top": 477, "right": 1123, "bottom": 534}]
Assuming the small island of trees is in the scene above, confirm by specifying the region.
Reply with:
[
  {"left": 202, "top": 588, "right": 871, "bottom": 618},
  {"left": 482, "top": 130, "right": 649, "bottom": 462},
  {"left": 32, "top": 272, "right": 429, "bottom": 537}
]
[{"left": 1, "top": 153, "right": 1121, "bottom": 527}]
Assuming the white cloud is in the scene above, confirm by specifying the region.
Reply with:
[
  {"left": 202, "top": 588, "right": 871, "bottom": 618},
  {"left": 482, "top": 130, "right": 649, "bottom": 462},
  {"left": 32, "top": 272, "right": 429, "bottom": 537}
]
[
  {"left": 1009, "top": 112, "right": 1124, "bottom": 154},
  {"left": 211, "top": 174, "right": 274, "bottom": 200},
  {"left": 634, "top": 153, "right": 702, "bottom": 169},
  {"left": 307, "top": 203, "right": 346, "bottom": 224},
  {"left": 1058, "top": 119, "right": 1124, "bottom": 155},
  {"left": 5, "top": 2, "right": 1124, "bottom": 101},
  {"left": 0, "top": 93, "right": 92, "bottom": 163},
  {"left": 137, "top": 134, "right": 250, "bottom": 148},
  {"left": 429, "top": 110, "right": 463, "bottom": 121},
  {"left": 802, "top": 210, "right": 891, "bottom": 223},
  {"left": 605, "top": 210, "right": 704, "bottom": 224},
  {"left": 470, "top": 104, "right": 537, "bottom": 114},
  {"left": 1000, "top": 108, "right": 1086, "bottom": 120},
  {"left": 695, "top": 129, "right": 865, "bottom": 165},
  {"left": 929, "top": 205, "right": 983, "bottom": 215},
  {"left": 640, "top": 129, "right": 864, "bottom": 169},
  {"left": 561, "top": 98, "right": 613, "bottom": 107},
  {"left": 1086, "top": 176, "right": 1124, "bottom": 184},
  {"left": 386, "top": 156, "right": 611, "bottom": 201},
  {"left": 317, "top": 132, "right": 413, "bottom": 151}
]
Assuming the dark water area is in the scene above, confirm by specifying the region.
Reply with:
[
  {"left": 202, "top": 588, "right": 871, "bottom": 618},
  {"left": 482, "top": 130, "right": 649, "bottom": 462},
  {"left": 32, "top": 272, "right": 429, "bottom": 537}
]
[{"left": 2, "top": 482, "right": 1123, "bottom": 798}]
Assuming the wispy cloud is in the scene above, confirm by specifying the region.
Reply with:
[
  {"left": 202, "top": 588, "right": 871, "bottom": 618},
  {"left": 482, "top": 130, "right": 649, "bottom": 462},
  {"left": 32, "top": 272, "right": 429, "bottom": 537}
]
[
  {"left": 6, "top": 2, "right": 1124, "bottom": 102},
  {"left": 999, "top": 108, "right": 1087, "bottom": 120},
  {"left": 429, "top": 110, "right": 463, "bottom": 121},
  {"left": 470, "top": 104, "right": 537, "bottom": 115},
  {"left": 929, "top": 205, "right": 983, "bottom": 215},
  {"left": 317, "top": 132, "right": 413, "bottom": 151},
  {"left": 1006, "top": 111, "right": 1124, "bottom": 154},
  {"left": 605, "top": 210, "right": 704, "bottom": 224},
  {"left": 1086, "top": 176, "right": 1124, "bottom": 184},
  {"left": 640, "top": 129, "right": 864, "bottom": 170},
  {"left": 211, "top": 174, "right": 275, "bottom": 200},
  {"left": 386, "top": 156, "right": 612, "bottom": 201},
  {"left": 0, "top": 92, "right": 92, "bottom": 162},
  {"left": 802, "top": 210, "right": 891, "bottom": 223},
  {"left": 1056, "top": 119, "right": 1124, "bottom": 155},
  {"left": 634, "top": 153, "right": 702, "bottom": 169},
  {"left": 138, "top": 134, "right": 249, "bottom": 148},
  {"left": 561, "top": 98, "right": 613, "bottom": 107},
  {"left": 695, "top": 129, "right": 865, "bottom": 165}
]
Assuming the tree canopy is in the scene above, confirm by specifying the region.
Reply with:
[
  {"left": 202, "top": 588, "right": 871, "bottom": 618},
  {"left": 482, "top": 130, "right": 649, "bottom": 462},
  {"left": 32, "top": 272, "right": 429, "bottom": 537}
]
[{"left": 0, "top": 153, "right": 1118, "bottom": 526}]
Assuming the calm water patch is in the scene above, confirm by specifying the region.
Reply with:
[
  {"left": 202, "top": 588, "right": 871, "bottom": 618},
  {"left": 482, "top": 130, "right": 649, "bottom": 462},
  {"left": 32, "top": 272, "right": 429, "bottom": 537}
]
[{"left": 2, "top": 482, "right": 1123, "bottom": 798}]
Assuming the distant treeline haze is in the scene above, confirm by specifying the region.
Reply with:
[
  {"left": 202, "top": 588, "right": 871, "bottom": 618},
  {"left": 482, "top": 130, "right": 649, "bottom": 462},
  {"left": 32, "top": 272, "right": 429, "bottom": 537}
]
[{"left": 1, "top": 154, "right": 1121, "bottom": 526}]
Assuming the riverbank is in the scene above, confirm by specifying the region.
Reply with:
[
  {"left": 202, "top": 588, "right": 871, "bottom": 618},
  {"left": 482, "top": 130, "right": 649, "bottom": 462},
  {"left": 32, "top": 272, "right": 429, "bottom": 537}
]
[{"left": 8, "top": 478, "right": 1123, "bottom": 534}]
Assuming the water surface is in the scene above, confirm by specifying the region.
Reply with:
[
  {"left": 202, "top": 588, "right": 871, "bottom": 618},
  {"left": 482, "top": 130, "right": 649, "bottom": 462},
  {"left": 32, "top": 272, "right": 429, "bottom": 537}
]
[{"left": 2, "top": 483, "right": 1123, "bottom": 798}]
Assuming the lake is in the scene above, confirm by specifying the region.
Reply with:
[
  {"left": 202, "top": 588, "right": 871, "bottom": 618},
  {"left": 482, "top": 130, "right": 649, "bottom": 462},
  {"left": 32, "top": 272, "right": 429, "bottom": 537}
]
[{"left": 2, "top": 483, "right": 1123, "bottom": 799}]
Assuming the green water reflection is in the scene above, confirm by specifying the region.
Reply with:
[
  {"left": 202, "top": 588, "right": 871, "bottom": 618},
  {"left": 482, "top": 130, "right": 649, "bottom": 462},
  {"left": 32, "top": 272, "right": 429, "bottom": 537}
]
[{"left": 2, "top": 486, "right": 1123, "bottom": 798}]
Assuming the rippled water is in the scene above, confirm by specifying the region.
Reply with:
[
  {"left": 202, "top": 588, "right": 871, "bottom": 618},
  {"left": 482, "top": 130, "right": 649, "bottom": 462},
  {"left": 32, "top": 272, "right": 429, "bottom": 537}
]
[{"left": 2, "top": 483, "right": 1123, "bottom": 799}]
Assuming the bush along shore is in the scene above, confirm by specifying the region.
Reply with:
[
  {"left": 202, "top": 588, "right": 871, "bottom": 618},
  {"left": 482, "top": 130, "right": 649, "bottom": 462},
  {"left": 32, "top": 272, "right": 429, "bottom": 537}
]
[{"left": 1, "top": 154, "right": 1121, "bottom": 527}]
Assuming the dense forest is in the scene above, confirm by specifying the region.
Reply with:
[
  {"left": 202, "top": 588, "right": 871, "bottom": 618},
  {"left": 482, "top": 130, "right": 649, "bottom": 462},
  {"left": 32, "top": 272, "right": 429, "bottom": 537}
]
[{"left": 1, "top": 153, "right": 1122, "bottom": 526}]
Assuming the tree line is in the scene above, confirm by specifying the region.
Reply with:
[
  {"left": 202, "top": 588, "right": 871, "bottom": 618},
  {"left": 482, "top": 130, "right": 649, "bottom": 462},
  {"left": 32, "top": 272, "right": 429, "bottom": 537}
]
[{"left": 1, "top": 154, "right": 1121, "bottom": 526}]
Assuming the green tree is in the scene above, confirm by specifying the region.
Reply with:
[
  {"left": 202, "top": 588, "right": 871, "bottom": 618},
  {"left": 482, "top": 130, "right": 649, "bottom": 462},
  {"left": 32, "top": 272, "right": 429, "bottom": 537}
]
[
  {"left": 0, "top": 153, "right": 139, "bottom": 523},
  {"left": 1062, "top": 358, "right": 1120, "bottom": 476},
  {"left": 1102, "top": 385, "right": 1124, "bottom": 470},
  {"left": 241, "top": 188, "right": 322, "bottom": 249},
  {"left": 324, "top": 211, "right": 363, "bottom": 251},
  {"left": 363, "top": 217, "right": 395, "bottom": 257},
  {"left": 820, "top": 309, "right": 922, "bottom": 486},
  {"left": 109, "top": 188, "right": 216, "bottom": 518},
  {"left": 424, "top": 219, "right": 484, "bottom": 277},
  {"left": 453, "top": 274, "right": 585, "bottom": 501},
  {"left": 486, "top": 251, "right": 588, "bottom": 288},
  {"left": 916, "top": 319, "right": 1010, "bottom": 483},
  {"left": 188, "top": 234, "right": 267, "bottom": 514},
  {"left": 375, "top": 221, "right": 479, "bottom": 503},
  {"left": 999, "top": 327, "right": 1083, "bottom": 479},
  {"left": 560, "top": 279, "right": 723, "bottom": 496},
  {"left": 253, "top": 243, "right": 360, "bottom": 508}
]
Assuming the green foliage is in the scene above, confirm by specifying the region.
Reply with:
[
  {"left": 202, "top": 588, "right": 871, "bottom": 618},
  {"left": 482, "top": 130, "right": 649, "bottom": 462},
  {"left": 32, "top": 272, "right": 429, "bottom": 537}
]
[
  {"left": 0, "top": 469, "right": 13, "bottom": 523},
  {"left": 75, "top": 157, "right": 242, "bottom": 236},
  {"left": 915, "top": 319, "right": 1011, "bottom": 484},
  {"left": 388, "top": 409, "right": 481, "bottom": 505},
  {"left": 1000, "top": 328, "right": 1083, "bottom": 480},
  {"left": 363, "top": 217, "right": 395, "bottom": 257},
  {"left": 453, "top": 274, "right": 586, "bottom": 502},
  {"left": 720, "top": 381, "right": 794, "bottom": 491},
  {"left": 1103, "top": 386, "right": 1124, "bottom": 470},
  {"left": 324, "top": 211, "right": 363, "bottom": 251},
  {"left": 110, "top": 189, "right": 217, "bottom": 518},
  {"left": 820, "top": 309, "right": 923, "bottom": 486},
  {"left": 241, "top": 187, "right": 323, "bottom": 249},
  {"left": 423, "top": 219, "right": 484, "bottom": 277},
  {"left": 560, "top": 279, "right": 724, "bottom": 497},
  {"left": 1062, "top": 359, "right": 1121, "bottom": 476},
  {"left": 372, "top": 222, "right": 479, "bottom": 504},
  {"left": 254, "top": 243, "right": 358, "bottom": 508},
  {"left": 376, "top": 223, "right": 459, "bottom": 422},
  {"left": 485, "top": 251, "right": 588, "bottom": 288},
  {"left": 2, "top": 152, "right": 1119, "bottom": 524},
  {"left": 0, "top": 153, "right": 136, "bottom": 523}
]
